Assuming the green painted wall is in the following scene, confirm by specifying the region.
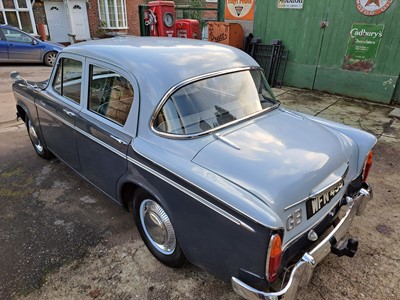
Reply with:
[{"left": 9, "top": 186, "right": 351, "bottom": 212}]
[{"left": 253, "top": 1, "right": 400, "bottom": 104}]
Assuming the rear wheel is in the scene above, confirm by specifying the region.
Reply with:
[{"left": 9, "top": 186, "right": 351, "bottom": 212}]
[
  {"left": 26, "top": 116, "right": 52, "bottom": 159},
  {"left": 44, "top": 51, "right": 57, "bottom": 66},
  {"left": 132, "top": 189, "right": 186, "bottom": 268}
]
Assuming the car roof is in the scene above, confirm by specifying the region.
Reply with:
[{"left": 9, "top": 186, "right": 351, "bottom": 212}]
[
  {"left": 63, "top": 37, "right": 259, "bottom": 105},
  {"left": 1, "top": 24, "right": 18, "bottom": 29}
]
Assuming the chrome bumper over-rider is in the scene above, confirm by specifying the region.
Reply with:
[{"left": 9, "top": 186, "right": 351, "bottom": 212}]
[{"left": 232, "top": 183, "right": 373, "bottom": 300}]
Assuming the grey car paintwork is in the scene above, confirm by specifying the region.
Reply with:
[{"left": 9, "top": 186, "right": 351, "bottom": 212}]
[{"left": 12, "top": 37, "right": 376, "bottom": 288}]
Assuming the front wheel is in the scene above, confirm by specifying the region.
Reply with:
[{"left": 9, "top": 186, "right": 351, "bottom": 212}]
[
  {"left": 26, "top": 117, "right": 52, "bottom": 159},
  {"left": 44, "top": 51, "right": 57, "bottom": 67},
  {"left": 133, "top": 189, "right": 186, "bottom": 268}
]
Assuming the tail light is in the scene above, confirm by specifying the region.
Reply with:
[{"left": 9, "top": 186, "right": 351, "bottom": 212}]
[
  {"left": 266, "top": 234, "right": 282, "bottom": 282},
  {"left": 363, "top": 150, "right": 373, "bottom": 183}
]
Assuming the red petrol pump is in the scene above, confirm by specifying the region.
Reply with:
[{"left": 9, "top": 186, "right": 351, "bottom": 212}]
[
  {"left": 176, "top": 19, "right": 200, "bottom": 39},
  {"left": 148, "top": 1, "right": 176, "bottom": 37},
  {"left": 145, "top": 1, "right": 200, "bottom": 39}
]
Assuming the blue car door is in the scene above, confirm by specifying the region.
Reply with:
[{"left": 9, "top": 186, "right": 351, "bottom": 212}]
[
  {"left": 0, "top": 29, "right": 9, "bottom": 61},
  {"left": 2, "top": 27, "right": 41, "bottom": 62}
]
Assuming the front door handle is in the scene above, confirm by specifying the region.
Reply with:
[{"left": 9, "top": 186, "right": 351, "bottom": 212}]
[
  {"left": 62, "top": 109, "right": 76, "bottom": 117},
  {"left": 110, "top": 135, "right": 128, "bottom": 145}
]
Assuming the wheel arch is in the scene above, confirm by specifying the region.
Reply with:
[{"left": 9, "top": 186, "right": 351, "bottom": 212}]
[
  {"left": 118, "top": 176, "right": 166, "bottom": 212},
  {"left": 16, "top": 104, "right": 27, "bottom": 123}
]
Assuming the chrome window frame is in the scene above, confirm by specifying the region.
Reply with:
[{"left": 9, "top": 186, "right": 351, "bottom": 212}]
[
  {"left": 150, "top": 66, "right": 280, "bottom": 140},
  {"left": 46, "top": 53, "right": 86, "bottom": 111},
  {"left": 81, "top": 57, "right": 140, "bottom": 137},
  {"left": 86, "top": 63, "right": 134, "bottom": 127}
]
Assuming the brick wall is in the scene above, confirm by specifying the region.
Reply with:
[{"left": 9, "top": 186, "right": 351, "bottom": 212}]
[
  {"left": 32, "top": 2, "right": 47, "bottom": 24},
  {"left": 88, "top": 0, "right": 145, "bottom": 38},
  {"left": 126, "top": 0, "right": 146, "bottom": 35},
  {"left": 87, "top": 0, "right": 100, "bottom": 38}
]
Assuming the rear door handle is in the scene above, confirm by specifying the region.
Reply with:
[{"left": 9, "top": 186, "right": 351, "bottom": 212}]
[
  {"left": 62, "top": 109, "right": 76, "bottom": 117},
  {"left": 110, "top": 135, "right": 128, "bottom": 145}
]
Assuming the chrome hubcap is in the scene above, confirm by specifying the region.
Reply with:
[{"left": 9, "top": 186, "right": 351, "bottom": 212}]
[
  {"left": 28, "top": 120, "right": 43, "bottom": 153},
  {"left": 140, "top": 199, "right": 176, "bottom": 255},
  {"left": 47, "top": 53, "right": 56, "bottom": 66}
]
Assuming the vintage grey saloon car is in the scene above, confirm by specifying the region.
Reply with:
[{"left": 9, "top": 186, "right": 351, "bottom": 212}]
[{"left": 11, "top": 37, "right": 376, "bottom": 299}]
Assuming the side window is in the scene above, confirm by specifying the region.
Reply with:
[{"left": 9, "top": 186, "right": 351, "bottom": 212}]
[
  {"left": 52, "top": 58, "right": 82, "bottom": 104},
  {"left": 2, "top": 28, "right": 33, "bottom": 44},
  {"left": 88, "top": 65, "right": 134, "bottom": 126}
]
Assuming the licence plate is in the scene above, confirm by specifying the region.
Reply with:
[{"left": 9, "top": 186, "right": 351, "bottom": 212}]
[{"left": 306, "top": 180, "right": 344, "bottom": 219}]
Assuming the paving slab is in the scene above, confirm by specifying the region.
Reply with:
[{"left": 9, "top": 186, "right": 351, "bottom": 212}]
[
  {"left": 277, "top": 89, "right": 396, "bottom": 140},
  {"left": 389, "top": 107, "right": 400, "bottom": 119},
  {"left": 276, "top": 89, "right": 341, "bottom": 116}
]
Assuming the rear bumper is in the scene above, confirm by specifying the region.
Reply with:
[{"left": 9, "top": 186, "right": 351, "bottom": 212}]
[{"left": 232, "top": 183, "right": 372, "bottom": 300}]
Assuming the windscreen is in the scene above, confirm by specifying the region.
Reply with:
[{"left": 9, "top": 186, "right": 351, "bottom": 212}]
[{"left": 154, "top": 69, "right": 277, "bottom": 135}]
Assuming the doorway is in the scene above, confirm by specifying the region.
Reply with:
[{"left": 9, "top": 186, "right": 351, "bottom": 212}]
[{"left": 44, "top": 1, "right": 70, "bottom": 43}]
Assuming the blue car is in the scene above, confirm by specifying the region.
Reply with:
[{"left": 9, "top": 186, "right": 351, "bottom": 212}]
[{"left": 0, "top": 24, "right": 64, "bottom": 66}]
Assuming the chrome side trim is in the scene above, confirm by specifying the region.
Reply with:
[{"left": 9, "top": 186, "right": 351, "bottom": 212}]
[
  {"left": 134, "top": 150, "right": 280, "bottom": 229},
  {"left": 36, "top": 101, "right": 256, "bottom": 232},
  {"left": 74, "top": 127, "right": 126, "bottom": 159},
  {"left": 126, "top": 156, "right": 255, "bottom": 233},
  {"left": 37, "top": 104, "right": 75, "bottom": 129}
]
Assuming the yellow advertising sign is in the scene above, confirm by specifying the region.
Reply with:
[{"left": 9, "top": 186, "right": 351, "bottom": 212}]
[{"left": 225, "top": 0, "right": 255, "bottom": 21}]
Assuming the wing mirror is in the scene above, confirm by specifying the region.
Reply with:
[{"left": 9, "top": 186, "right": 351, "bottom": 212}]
[
  {"left": 10, "top": 71, "right": 23, "bottom": 82},
  {"left": 10, "top": 71, "right": 39, "bottom": 89}
]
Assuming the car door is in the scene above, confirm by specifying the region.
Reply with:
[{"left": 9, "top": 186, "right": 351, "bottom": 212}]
[
  {"left": 1, "top": 27, "right": 41, "bottom": 62},
  {"left": 35, "top": 54, "right": 83, "bottom": 170},
  {"left": 74, "top": 61, "right": 136, "bottom": 199},
  {"left": 0, "top": 29, "right": 8, "bottom": 61}
]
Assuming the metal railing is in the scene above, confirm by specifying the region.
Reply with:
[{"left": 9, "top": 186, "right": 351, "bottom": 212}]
[{"left": 250, "top": 42, "right": 289, "bottom": 88}]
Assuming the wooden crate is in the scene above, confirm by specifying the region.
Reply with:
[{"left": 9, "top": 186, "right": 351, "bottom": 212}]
[{"left": 208, "top": 22, "right": 244, "bottom": 49}]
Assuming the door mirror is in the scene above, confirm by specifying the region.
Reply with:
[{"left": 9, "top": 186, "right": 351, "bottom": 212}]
[
  {"left": 10, "top": 71, "right": 22, "bottom": 82},
  {"left": 32, "top": 39, "right": 39, "bottom": 45}
]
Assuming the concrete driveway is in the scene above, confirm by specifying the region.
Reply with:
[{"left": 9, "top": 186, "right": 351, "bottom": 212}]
[{"left": 0, "top": 65, "right": 399, "bottom": 300}]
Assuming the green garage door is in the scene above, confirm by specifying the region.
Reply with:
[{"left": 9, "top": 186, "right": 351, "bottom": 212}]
[{"left": 254, "top": 1, "right": 400, "bottom": 104}]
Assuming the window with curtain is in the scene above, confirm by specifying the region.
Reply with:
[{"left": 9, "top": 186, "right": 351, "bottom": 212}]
[{"left": 98, "top": 0, "right": 127, "bottom": 29}]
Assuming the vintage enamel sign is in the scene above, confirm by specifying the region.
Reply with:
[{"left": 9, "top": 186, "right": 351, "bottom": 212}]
[
  {"left": 225, "top": 0, "right": 255, "bottom": 20},
  {"left": 356, "top": 0, "right": 393, "bottom": 16}
]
